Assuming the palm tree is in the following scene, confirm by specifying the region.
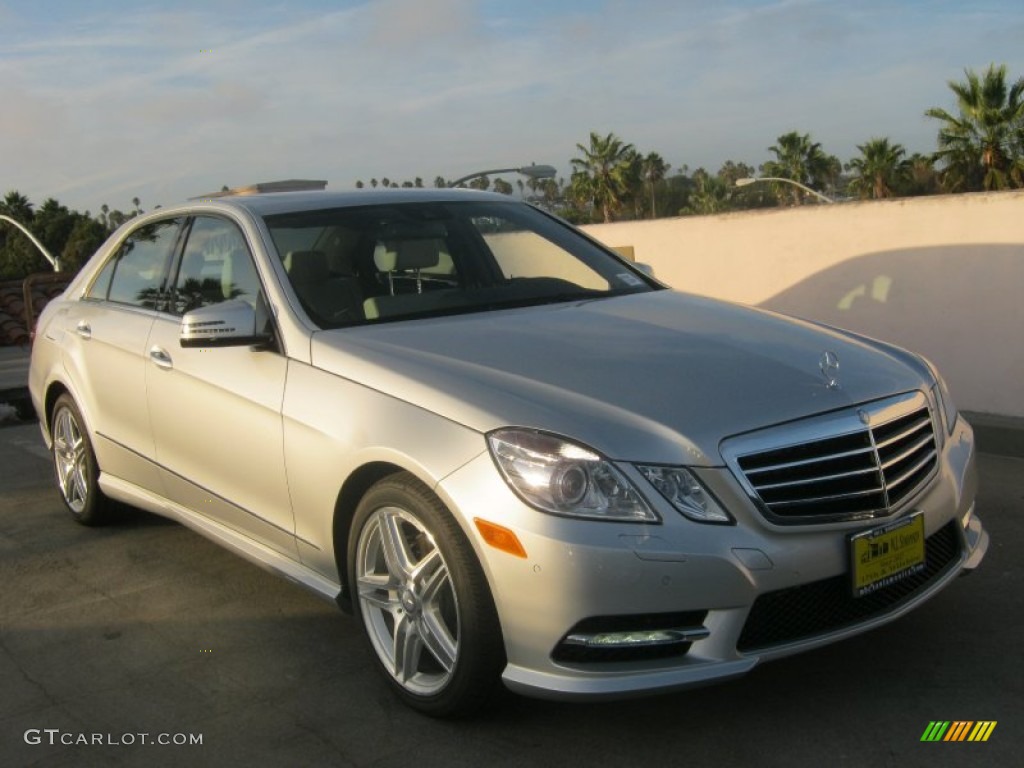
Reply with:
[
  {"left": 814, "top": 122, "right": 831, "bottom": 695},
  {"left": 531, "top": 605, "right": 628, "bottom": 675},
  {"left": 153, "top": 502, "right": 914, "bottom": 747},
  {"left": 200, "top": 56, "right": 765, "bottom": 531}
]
[
  {"left": 641, "top": 152, "right": 670, "bottom": 218},
  {"left": 904, "top": 153, "right": 940, "bottom": 196},
  {"left": 2, "top": 190, "right": 35, "bottom": 224},
  {"left": 925, "top": 64, "right": 1024, "bottom": 191},
  {"left": 570, "top": 131, "right": 636, "bottom": 222},
  {"left": 684, "top": 170, "right": 732, "bottom": 215},
  {"left": 845, "top": 138, "right": 911, "bottom": 199},
  {"left": 761, "top": 132, "right": 833, "bottom": 205}
]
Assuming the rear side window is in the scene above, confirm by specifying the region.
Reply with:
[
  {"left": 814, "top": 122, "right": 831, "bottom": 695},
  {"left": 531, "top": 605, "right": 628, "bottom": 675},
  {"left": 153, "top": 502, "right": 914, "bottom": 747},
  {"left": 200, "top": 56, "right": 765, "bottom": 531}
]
[{"left": 88, "top": 218, "right": 183, "bottom": 308}]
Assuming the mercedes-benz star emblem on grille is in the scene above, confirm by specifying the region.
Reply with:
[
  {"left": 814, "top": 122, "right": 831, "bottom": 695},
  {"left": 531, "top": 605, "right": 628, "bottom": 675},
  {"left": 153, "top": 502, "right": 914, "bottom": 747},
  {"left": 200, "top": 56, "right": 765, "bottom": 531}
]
[
  {"left": 858, "top": 409, "right": 871, "bottom": 425},
  {"left": 819, "top": 350, "right": 840, "bottom": 389}
]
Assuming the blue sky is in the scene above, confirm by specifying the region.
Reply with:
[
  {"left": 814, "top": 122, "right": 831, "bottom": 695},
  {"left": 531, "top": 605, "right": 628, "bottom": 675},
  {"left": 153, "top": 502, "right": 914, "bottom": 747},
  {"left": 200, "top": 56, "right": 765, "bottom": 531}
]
[{"left": 2, "top": 0, "right": 1023, "bottom": 213}]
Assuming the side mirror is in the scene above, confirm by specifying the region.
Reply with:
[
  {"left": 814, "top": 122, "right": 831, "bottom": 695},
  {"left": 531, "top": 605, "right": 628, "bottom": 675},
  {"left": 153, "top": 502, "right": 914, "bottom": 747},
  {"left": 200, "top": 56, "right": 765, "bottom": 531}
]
[
  {"left": 634, "top": 262, "right": 655, "bottom": 278},
  {"left": 180, "top": 297, "right": 272, "bottom": 348}
]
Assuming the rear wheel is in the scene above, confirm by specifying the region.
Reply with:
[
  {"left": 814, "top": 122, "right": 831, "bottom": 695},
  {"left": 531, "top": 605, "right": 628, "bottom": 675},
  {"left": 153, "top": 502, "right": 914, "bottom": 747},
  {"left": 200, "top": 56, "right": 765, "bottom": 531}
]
[
  {"left": 51, "top": 393, "right": 110, "bottom": 525},
  {"left": 350, "top": 473, "right": 504, "bottom": 717}
]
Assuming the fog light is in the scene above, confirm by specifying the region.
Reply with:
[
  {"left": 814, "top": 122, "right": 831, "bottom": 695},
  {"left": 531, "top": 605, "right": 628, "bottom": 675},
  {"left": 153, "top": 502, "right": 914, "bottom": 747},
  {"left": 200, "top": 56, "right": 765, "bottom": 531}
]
[
  {"left": 553, "top": 611, "right": 709, "bottom": 662},
  {"left": 565, "top": 627, "right": 709, "bottom": 648}
]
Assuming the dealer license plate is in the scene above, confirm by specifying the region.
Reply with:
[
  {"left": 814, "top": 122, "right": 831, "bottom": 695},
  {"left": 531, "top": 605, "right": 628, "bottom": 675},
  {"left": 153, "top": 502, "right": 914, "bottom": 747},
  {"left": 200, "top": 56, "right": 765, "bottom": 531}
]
[{"left": 850, "top": 512, "right": 926, "bottom": 597}]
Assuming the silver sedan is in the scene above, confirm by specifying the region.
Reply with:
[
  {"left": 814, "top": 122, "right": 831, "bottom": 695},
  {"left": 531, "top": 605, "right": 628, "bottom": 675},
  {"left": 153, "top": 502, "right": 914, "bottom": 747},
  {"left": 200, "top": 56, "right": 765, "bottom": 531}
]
[{"left": 29, "top": 187, "right": 987, "bottom": 716}]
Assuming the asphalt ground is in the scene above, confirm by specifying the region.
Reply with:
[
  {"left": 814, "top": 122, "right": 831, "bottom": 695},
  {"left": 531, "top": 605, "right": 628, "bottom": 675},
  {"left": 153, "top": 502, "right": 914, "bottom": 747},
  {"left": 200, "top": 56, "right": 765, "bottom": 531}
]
[{"left": 0, "top": 419, "right": 1020, "bottom": 768}]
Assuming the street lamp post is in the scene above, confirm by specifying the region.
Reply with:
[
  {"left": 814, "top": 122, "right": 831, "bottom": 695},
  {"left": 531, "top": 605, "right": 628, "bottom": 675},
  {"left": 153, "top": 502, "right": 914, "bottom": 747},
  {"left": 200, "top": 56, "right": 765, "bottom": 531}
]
[
  {"left": 0, "top": 215, "right": 60, "bottom": 271},
  {"left": 735, "top": 177, "right": 834, "bottom": 205},
  {"left": 449, "top": 164, "right": 557, "bottom": 189}
]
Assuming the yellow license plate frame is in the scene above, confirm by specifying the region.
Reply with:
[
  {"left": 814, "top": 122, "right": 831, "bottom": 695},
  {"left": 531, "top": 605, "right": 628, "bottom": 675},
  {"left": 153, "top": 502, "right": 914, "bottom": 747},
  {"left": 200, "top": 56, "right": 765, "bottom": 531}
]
[{"left": 850, "top": 512, "right": 926, "bottom": 597}]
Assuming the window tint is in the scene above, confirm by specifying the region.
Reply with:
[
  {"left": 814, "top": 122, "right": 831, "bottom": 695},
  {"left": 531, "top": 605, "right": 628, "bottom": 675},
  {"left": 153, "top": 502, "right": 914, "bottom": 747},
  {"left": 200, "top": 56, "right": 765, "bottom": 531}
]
[
  {"left": 91, "top": 218, "right": 183, "bottom": 308},
  {"left": 473, "top": 215, "right": 610, "bottom": 290},
  {"left": 172, "top": 216, "right": 260, "bottom": 314},
  {"left": 263, "top": 201, "right": 655, "bottom": 327}
]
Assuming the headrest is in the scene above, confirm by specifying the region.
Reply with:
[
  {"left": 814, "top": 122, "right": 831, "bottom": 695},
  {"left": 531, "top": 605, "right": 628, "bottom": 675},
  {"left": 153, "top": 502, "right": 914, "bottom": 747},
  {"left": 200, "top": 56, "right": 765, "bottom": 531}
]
[
  {"left": 285, "top": 250, "right": 329, "bottom": 284},
  {"left": 221, "top": 249, "right": 254, "bottom": 300},
  {"left": 374, "top": 239, "right": 441, "bottom": 271}
]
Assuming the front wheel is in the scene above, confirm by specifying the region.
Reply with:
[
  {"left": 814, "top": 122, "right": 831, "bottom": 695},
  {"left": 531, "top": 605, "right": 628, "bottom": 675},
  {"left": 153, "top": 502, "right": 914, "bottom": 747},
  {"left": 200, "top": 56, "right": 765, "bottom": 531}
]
[
  {"left": 349, "top": 473, "right": 504, "bottom": 717},
  {"left": 51, "top": 393, "right": 111, "bottom": 525}
]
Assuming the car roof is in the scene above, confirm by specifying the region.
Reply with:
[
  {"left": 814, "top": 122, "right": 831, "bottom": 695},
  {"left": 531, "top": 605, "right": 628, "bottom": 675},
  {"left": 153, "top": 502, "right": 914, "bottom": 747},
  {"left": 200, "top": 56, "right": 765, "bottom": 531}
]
[{"left": 156, "top": 188, "right": 516, "bottom": 220}]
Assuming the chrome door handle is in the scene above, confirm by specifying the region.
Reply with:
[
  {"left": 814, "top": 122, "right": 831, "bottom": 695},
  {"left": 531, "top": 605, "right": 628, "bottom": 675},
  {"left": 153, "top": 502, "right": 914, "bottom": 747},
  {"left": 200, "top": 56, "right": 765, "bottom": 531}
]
[
  {"left": 75, "top": 321, "right": 92, "bottom": 339},
  {"left": 149, "top": 346, "right": 173, "bottom": 370}
]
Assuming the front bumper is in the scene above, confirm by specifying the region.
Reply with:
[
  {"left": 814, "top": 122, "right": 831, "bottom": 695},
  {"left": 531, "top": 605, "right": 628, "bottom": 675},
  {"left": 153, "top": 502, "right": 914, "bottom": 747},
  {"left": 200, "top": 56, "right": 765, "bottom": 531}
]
[{"left": 437, "top": 415, "right": 985, "bottom": 701}]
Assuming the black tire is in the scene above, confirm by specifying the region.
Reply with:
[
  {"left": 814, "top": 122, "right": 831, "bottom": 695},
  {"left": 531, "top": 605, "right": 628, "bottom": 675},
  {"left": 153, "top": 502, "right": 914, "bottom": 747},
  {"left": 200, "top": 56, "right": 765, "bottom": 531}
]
[
  {"left": 50, "top": 393, "right": 111, "bottom": 526},
  {"left": 348, "top": 472, "right": 505, "bottom": 717}
]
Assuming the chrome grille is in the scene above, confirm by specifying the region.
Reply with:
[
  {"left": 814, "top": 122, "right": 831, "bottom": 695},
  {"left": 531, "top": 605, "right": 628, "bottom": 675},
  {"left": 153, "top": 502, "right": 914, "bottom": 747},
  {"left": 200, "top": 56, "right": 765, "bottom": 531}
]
[{"left": 723, "top": 392, "right": 938, "bottom": 524}]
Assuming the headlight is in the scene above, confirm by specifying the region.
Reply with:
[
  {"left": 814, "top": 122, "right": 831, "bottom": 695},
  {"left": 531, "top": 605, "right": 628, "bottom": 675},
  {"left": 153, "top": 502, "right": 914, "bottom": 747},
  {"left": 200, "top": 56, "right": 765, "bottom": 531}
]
[
  {"left": 636, "top": 465, "right": 732, "bottom": 524},
  {"left": 487, "top": 429, "right": 658, "bottom": 522},
  {"left": 922, "top": 357, "right": 958, "bottom": 436}
]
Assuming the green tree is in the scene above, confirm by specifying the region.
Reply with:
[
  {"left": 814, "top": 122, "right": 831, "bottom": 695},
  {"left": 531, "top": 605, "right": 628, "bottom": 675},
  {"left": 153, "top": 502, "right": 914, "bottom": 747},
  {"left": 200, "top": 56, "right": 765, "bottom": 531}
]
[
  {"left": 620, "top": 148, "right": 645, "bottom": 219},
  {"left": 570, "top": 131, "right": 636, "bottom": 223},
  {"left": 641, "top": 152, "right": 670, "bottom": 218},
  {"left": 761, "top": 131, "right": 833, "bottom": 205},
  {"left": 2, "top": 190, "right": 34, "bottom": 224},
  {"left": 492, "top": 178, "right": 514, "bottom": 195},
  {"left": 684, "top": 169, "right": 733, "bottom": 215},
  {"left": 0, "top": 191, "right": 46, "bottom": 278},
  {"left": 61, "top": 215, "right": 107, "bottom": 273},
  {"left": 434, "top": 176, "right": 447, "bottom": 188},
  {"left": 355, "top": 180, "right": 365, "bottom": 189},
  {"left": 33, "top": 198, "right": 77, "bottom": 257},
  {"left": 904, "top": 153, "right": 940, "bottom": 196},
  {"left": 845, "top": 138, "right": 912, "bottom": 199},
  {"left": 925, "top": 63, "right": 1024, "bottom": 191}
]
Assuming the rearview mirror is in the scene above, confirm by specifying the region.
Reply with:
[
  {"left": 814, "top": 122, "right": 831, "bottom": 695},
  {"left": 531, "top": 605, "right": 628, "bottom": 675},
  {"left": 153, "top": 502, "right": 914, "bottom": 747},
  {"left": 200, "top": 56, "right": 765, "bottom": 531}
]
[{"left": 180, "top": 298, "right": 272, "bottom": 348}]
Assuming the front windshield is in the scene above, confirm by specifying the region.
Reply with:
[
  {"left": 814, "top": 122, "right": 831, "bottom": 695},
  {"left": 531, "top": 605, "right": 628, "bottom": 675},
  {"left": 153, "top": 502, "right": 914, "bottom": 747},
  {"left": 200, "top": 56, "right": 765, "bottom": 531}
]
[{"left": 263, "top": 200, "right": 659, "bottom": 327}]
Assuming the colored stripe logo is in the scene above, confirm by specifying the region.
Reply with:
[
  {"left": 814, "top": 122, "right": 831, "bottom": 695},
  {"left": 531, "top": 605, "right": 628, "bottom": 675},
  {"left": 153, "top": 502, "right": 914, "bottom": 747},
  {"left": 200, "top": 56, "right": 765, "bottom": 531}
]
[{"left": 921, "top": 721, "right": 997, "bottom": 742}]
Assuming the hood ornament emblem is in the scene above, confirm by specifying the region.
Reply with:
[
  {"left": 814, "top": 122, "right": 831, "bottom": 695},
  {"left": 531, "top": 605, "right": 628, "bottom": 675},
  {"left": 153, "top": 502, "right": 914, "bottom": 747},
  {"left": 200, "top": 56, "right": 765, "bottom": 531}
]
[{"left": 820, "top": 350, "right": 840, "bottom": 390}]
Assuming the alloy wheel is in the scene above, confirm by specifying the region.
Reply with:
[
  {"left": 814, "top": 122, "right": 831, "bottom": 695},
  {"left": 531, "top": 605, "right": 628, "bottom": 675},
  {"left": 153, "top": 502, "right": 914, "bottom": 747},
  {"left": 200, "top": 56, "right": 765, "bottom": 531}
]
[
  {"left": 355, "top": 505, "right": 460, "bottom": 696},
  {"left": 53, "top": 405, "right": 88, "bottom": 514}
]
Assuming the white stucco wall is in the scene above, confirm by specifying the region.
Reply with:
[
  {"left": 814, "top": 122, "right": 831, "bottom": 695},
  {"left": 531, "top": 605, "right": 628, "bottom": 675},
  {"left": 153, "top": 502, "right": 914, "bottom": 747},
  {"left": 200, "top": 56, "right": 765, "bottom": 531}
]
[{"left": 582, "top": 190, "right": 1024, "bottom": 418}]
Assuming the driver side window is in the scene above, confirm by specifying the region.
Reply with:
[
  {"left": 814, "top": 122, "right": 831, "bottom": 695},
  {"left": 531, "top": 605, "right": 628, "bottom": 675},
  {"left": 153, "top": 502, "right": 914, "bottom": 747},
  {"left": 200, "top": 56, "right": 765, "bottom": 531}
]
[{"left": 171, "top": 216, "right": 261, "bottom": 315}]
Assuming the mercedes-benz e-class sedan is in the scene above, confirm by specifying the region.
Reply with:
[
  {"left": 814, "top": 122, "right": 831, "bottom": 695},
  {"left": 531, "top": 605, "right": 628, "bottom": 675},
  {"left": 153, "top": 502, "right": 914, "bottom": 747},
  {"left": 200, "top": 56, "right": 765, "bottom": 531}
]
[{"left": 29, "top": 185, "right": 987, "bottom": 716}]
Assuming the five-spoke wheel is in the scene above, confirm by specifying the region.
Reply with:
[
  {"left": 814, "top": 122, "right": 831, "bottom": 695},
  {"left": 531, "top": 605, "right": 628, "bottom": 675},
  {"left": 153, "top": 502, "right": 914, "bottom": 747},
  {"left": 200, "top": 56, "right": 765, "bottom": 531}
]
[
  {"left": 51, "top": 393, "right": 109, "bottom": 525},
  {"left": 350, "top": 473, "right": 504, "bottom": 716}
]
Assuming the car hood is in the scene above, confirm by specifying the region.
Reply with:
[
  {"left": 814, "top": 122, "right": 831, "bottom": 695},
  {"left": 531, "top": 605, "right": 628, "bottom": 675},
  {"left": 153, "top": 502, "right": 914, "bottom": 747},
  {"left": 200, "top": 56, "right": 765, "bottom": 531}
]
[{"left": 309, "top": 290, "right": 930, "bottom": 465}]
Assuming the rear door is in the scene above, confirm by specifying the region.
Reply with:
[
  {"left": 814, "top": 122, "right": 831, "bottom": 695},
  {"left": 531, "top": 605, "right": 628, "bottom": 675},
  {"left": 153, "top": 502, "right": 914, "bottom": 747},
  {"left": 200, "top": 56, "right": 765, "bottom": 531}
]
[{"left": 61, "top": 217, "right": 184, "bottom": 490}]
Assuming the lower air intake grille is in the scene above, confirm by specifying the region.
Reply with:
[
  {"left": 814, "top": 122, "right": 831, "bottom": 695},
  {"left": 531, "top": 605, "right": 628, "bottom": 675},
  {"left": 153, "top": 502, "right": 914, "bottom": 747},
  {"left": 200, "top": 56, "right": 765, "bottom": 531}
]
[
  {"left": 723, "top": 391, "right": 939, "bottom": 525},
  {"left": 736, "top": 521, "right": 961, "bottom": 652}
]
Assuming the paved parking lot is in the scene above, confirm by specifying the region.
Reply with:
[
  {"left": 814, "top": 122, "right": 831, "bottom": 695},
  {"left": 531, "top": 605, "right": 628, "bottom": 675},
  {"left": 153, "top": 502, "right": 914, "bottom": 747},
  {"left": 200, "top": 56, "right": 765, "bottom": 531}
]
[{"left": 1, "top": 419, "right": 1020, "bottom": 768}]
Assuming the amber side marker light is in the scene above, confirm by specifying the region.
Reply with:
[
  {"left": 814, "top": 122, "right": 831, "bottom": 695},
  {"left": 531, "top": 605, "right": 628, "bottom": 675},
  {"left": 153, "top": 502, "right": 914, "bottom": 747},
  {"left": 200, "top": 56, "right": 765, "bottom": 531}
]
[{"left": 474, "top": 519, "right": 528, "bottom": 558}]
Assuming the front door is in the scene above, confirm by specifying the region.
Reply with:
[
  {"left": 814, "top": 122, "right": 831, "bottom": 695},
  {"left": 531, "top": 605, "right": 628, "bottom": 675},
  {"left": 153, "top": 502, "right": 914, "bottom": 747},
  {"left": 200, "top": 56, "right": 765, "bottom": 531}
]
[{"left": 145, "top": 215, "right": 295, "bottom": 557}]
